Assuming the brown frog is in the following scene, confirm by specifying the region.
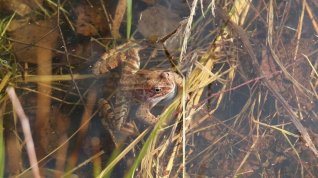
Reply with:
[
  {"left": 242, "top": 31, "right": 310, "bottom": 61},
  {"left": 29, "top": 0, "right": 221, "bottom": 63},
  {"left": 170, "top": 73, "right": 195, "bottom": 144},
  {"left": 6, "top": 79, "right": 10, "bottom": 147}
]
[{"left": 93, "top": 42, "right": 182, "bottom": 141}]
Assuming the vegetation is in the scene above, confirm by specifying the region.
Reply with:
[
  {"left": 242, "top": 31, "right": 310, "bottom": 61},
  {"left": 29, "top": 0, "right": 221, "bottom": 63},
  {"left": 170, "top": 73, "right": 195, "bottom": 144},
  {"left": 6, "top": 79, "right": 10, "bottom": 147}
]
[{"left": 0, "top": 0, "right": 318, "bottom": 177}]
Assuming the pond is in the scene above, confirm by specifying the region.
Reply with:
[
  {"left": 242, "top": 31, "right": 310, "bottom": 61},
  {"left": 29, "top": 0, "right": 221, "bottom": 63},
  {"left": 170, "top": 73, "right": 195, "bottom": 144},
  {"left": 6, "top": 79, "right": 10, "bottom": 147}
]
[{"left": 0, "top": 0, "right": 318, "bottom": 177}]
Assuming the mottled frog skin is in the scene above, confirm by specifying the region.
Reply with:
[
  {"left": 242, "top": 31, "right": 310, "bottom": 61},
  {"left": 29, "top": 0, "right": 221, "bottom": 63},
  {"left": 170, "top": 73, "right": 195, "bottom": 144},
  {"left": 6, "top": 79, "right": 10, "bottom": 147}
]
[{"left": 93, "top": 42, "right": 182, "bottom": 139}]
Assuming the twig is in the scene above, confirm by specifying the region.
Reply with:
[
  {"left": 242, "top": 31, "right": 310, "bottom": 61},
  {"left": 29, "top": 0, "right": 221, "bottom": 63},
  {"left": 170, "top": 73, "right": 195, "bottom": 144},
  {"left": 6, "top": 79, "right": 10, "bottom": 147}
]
[
  {"left": 57, "top": 0, "right": 86, "bottom": 106},
  {"left": 6, "top": 87, "right": 41, "bottom": 178}
]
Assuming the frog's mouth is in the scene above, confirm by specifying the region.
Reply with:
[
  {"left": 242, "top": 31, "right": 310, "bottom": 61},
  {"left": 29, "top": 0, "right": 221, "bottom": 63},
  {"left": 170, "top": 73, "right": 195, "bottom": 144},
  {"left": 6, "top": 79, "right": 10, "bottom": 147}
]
[
  {"left": 161, "top": 85, "right": 177, "bottom": 101},
  {"left": 148, "top": 83, "right": 177, "bottom": 105}
]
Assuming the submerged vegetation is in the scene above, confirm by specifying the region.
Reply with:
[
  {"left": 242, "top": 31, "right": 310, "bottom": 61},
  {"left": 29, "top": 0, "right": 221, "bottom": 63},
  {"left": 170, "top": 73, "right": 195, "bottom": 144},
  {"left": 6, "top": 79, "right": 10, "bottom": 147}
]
[{"left": 0, "top": 0, "right": 317, "bottom": 177}]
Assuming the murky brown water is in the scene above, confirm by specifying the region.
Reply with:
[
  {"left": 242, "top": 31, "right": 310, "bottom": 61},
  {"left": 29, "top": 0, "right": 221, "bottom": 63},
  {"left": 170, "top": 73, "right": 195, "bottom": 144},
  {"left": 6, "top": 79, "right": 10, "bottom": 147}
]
[{"left": 1, "top": 0, "right": 318, "bottom": 177}]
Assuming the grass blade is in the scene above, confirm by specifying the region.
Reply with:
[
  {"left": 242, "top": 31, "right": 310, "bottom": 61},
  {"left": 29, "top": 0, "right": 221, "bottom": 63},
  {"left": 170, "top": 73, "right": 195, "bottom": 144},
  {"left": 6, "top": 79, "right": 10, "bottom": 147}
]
[{"left": 126, "top": 0, "right": 132, "bottom": 39}]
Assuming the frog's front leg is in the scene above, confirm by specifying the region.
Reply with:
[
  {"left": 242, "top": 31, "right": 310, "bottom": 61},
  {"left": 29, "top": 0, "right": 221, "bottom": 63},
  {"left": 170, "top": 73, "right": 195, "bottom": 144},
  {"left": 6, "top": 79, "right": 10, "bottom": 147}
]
[{"left": 136, "top": 103, "right": 158, "bottom": 125}]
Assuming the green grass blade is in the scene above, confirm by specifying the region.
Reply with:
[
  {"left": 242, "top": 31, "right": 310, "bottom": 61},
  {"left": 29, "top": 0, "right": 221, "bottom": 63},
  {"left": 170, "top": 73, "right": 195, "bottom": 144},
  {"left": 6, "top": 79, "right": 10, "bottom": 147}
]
[
  {"left": 0, "top": 101, "right": 6, "bottom": 178},
  {"left": 126, "top": 0, "right": 132, "bottom": 39},
  {"left": 124, "top": 95, "right": 181, "bottom": 177},
  {"left": 0, "top": 72, "right": 12, "bottom": 92},
  {"left": 97, "top": 129, "right": 148, "bottom": 178},
  {"left": 1, "top": 13, "right": 16, "bottom": 37}
]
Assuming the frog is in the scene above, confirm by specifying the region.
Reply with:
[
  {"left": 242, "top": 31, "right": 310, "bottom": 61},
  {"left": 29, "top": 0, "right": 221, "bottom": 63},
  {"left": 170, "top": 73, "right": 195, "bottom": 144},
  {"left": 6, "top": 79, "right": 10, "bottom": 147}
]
[{"left": 92, "top": 41, "right": 182, "bottom": 142}]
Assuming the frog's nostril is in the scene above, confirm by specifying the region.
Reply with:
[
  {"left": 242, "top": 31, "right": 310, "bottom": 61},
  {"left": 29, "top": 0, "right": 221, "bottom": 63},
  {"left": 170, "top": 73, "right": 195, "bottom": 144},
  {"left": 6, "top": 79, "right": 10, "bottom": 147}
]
[{"left": 161, "top": 72, "right": 169, "bottom": 78}]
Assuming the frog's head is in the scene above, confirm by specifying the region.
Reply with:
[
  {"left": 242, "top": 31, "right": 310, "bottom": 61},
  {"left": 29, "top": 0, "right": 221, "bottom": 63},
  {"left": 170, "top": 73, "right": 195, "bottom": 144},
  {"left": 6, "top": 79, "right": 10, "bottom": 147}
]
[{"left": 144, "top": 71, "right": 177, "bottom": 106}]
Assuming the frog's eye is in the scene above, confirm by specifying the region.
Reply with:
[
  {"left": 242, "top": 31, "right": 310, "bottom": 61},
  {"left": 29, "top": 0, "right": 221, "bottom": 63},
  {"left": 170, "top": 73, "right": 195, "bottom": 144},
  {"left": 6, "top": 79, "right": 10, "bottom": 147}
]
[{"left": 154, "top": 87, "right": 162, "bottom": 93}]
